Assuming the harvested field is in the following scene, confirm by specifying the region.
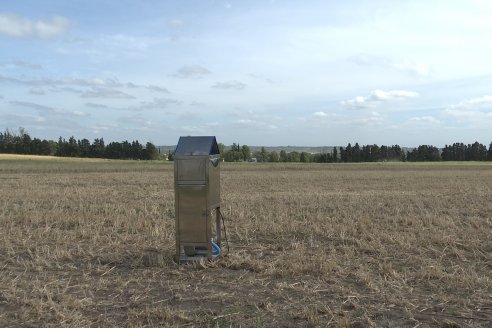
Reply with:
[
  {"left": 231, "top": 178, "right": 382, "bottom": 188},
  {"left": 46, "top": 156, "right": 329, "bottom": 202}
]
[{"left": 0, "top": 156, "right": 491, "bottom": 327}]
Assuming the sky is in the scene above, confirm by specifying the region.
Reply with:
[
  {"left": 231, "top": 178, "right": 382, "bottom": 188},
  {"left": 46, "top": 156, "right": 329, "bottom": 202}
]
[{"left": 1, "top": 0, "right": 491, "bottom": 147}]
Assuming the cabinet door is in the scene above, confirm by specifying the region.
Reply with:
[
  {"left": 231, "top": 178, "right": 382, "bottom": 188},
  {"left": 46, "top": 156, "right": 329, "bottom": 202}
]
[
  {"left": 176, "top": 159, "right": 206, "bottom": 183},
  {"left": 177, "top": 185, "right": 207, "bottom": 243}
]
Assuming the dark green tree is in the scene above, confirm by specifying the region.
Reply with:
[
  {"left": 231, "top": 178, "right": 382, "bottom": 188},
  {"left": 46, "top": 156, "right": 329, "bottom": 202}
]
[
  {"left": 19, "top": 128, "right": 31, "bottom": 154},
  {"left": 407, "top": 145, "right": 440, "bottom": 162},
  {"left": 287, "top": 151, "right": 300, "bottom": 162},
  {"left": 268, "top": 151, "right": 279, "bottom": 162},
  {"left": 143, "top": 142, "right": 159, "bottom": 160},
  {"left": 91, "top": 138, "right": 105, "bottom": 158},
  {"left": 64, "top": 136, "right": 79, "bottom": 157},
  {"left": 400, "top": 148, "right": 406, "bottom": 162},
  {"left": 241, "top": 145, "right": 251, "bottom": 161},
  {"left": 353, "top": 143, "right": 362, "bottom": 162},
  {"left": 300, "top": 152, "right": 311, "bottom": 163},
  {"left": 279, "top": 150, "right": 288, "bottom": 162},
  {"left": 224, "top": 150, "right": 242, "bottom": 162},
  {"left": 121, "top": 141, "right": 132, "bottom": 159},
  {"left": 254, "top": 147, "right": 268, "bottom": 162},
  {"left": 339, "top": 147, "right": 346, "bottom": 162},
  {"left": 218, "top": 143, "right": 225, "bottom": 161},
  {"left": 167, "top": 150, "right": 174, "bottom": 161},
  {"left": 106, "top": 142, "right": 122, "bottom": 159},
  {"left": 345, "top": 143, "right": 352, "bottom": 162},
  {"left": 78, "top": 138, "right": 91, "bottom": 157},
  {"left": 56, "top": 137, "right": 67, "bottom": 156},
  {"left": 131, "top": 140, "right": 143, "bottom": 159}
]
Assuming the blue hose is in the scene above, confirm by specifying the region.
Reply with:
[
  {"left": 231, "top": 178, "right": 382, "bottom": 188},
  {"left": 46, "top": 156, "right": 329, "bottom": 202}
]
[{"left": 211, "top": 239, "right": 221, "bottom": 257}]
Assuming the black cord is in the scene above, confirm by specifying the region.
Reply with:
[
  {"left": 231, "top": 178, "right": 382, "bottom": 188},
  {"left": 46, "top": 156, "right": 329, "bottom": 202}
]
[{"left": 218, "top": 208, "right": 230, "bottom": 254}]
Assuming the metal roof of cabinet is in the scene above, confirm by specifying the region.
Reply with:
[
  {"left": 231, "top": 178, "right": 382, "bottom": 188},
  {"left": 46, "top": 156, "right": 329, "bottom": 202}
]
[{"left": 174, "top": 136, "right": 219, "bottom": 157}]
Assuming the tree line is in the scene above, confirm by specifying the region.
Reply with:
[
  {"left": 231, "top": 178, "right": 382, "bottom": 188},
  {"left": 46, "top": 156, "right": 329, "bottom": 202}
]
[
  {"left": 0, "top": 128, "right": 159, "bottom": 160},
  {"left": 219, "top": 141, "right": 492, "bottom": 163},
  {"left": 2, "top": 128, "right": 491, "bottom": 162}
]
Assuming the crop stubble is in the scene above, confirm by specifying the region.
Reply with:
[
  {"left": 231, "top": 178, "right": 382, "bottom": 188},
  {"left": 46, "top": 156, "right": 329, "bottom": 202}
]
[{"left": 0, "top": 158, "right": 491, "bottom": 327}]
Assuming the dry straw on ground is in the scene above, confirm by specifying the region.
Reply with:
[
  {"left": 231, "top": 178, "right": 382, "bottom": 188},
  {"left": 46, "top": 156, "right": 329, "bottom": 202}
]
[{"left": 0, "top": 156, "right": 491, "bottom": 327}]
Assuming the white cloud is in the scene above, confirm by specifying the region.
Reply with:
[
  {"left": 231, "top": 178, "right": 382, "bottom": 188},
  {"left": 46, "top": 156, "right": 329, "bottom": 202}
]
[
  {"left": 371, "top": 89, "right": 419, "bottom": 101},
  {"left": 0, "top": 13, "right": 71, "bottom": 39},
  {"left": 356, "top": 111, "right": 385, "bottom": 126},
  {"left": 91, "top": 124, "right": 113, "bottom": 134},
  {"left": 147, "top": 85, "right": 170, "bottom": 93},
  {"left": 118, "top": 114, "right": 154, "bottom": 128},
  {"left": 0, "top": 74, "right": 22, "bottom": 84},
  {"left": 393, "top": 61, "right": 430, "bottom": 77},
  {"left": 349, "top": 54, "right": 430, "bottom": 77},
  {"left": 297, "top": 111, "right": 345, "bottom": 125},
  {"left": 176, "top": 122, "right": 222, "bottom": 135},
  {"left": 190, "top": 101, "right": 206, "bottom": 107},
  {"left": 98, "top": 34, "right": 152, "bottom": 52},
  {"left": 169, "top": 19, "right": 183, "bottom": 28},
  {"left": 81, "top": 87, "right": 136, "bottom": 99},
  {"left": 233, "top": 119, "right": 277, "bottom": 130},
  {"left": 313, "top": 111, "right": 328, "bottom": 117},
  {"left": 341, "top": 89, "right": 419, "bottom": 109},
  {"left": 13, "top": 59, "right": 42, "bottom": 70},
  {"left": 444, "top": 95, "right": 492, "bottom": 124},
  {"left": 176, "top": 111, "right": 200, "bottom": 121},
  {"left": 1, "top": 74, "right": 170, "bottom": 95},
  {"left": 72, "top": 110, "right": 89, "bottom": 117},
  {"left": 236, "top": 119, "right": 253, "bottom": 125},
  {"left": 409, "top": 116, "right": 441, "bottom": 124},
  {"left": 85, "top": 103, "right": 109, "bottom": 109},
  {"left": 10, "top": 101, "right": 53, "bottom": 111},
  {"left": 341, "top": 96, "right": 368, "bottom": 109},
  {"left": 0, "top": 74, "right": 119, "bottom": 88},
  {"left": 449, "top": 95, "right": 492, "bottom": 111},
  {"left": 9, "top": 100, "right": 89, "bottom": 128},
  {"left": 29, "top": 87, "right": 45, "bottom": 95},
  {"left": 174, "top": 65, "right": 211, "bottom": 78},
  {"left": 35, "top": 16, "right": 71, "bottom": 39},
  {"left": 0, "top": 13, "right": 31, "bottom": 38},
  {"left": 212, "top": 80, "right": 247, "bottom": 91},
  {"left": 50, "top": 87, "right": 83, "bottom": 94},
  {"left": 444, "top": 109, "right": 492, "bottom": 124},
  {"left": 132, "top": 98, "right": 181, "bottom": 111},
  {"left": 248, "top": 74, "right": 275, "bottom": 84},
  {"left": 0, "top": 112, "right": 47, "bottom": 125}
]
